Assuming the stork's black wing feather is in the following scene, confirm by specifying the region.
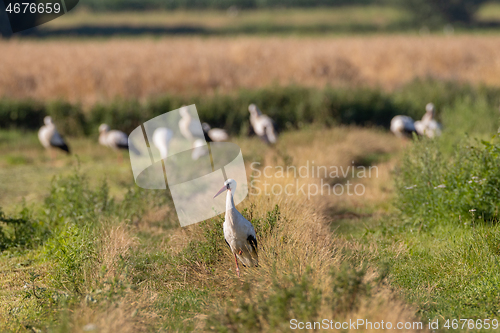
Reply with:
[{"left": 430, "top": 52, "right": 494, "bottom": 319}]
[
  {"left": 224, "top": 238, "right": 230, "bottom": 249},
  {"left": 247, "top": 234, "right": 258, "bottom": 253},
  {"left": 50, "top": 137, "right": 70, "bottom": 154},
  {"left": 203, "top": 128, "right": 213, "bottom": 143}
]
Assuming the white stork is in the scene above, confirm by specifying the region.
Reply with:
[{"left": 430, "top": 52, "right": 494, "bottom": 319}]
[
  {"left": 214, "top": 179, "right": 258, "bottom": 277},
  {"left": 152, "top": 127, "right": 173, "bottom": 160},
  {"left": 38, "top": 116, "right": 70, "bottom": 157},
  {"left": 248, "top": 104, "right": 278, "bottom": 144},
  {"left": 202, "top": 123, "right": 229, "bottom": 142},
  {"left": 179, "top": 106, "right": 204, "bottom": 141},
  {"left": 414, "top": 103, "right": 442, "bottom": 138},
  {"left": 390, "top": 115, "right": 417, "bottom": 138},
  {"left": 99, "top": 124, "right": 139, "bottom": 161}
]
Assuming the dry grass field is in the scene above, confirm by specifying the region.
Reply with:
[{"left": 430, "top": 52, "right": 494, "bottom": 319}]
[{"left": 2, "top": 35, "right": 500, "bottom": 105}]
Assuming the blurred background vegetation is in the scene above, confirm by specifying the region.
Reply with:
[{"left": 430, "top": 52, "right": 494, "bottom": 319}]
[{"left": 73, "top": 0, "right": 500, "bottom": 26}]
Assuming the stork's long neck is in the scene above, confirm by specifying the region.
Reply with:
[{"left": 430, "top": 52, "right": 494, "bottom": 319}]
[
  {"left": 226, "top": 189, "right": 235, "bottom": 212},
  {"left": 422, "top": 112, "right": 433, "bottom": 124}
]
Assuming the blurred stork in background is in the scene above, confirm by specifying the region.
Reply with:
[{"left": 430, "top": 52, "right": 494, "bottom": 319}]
[
  {"left": 248, "top": 104, "right": 278, "bottom": 144},
  {"left": 390, "top": 115, "right": 417, "bottom": 139},
  {"left": 38, "top": 116, "right": 71, "bottom": 159},
  {"left": 178, "top": 106, "right": 211, "bottom": 160},
  {"left": 179, "top": 106, "right": 204, "bottom": 141},
  {"left": 99, "top": 124, "right": 139, "bottom": 162},
  {"left": 213, "top": 179, "right": 258, "bottom": 277},
  {"left": 191, "top": 139, "right": 209, "bottom": 160},
  {"left": 202, "top": 122, "right": 229, "bottom": 142},
  {"left": 414, "top": 103, "right": 442, "bottom": 138},
  {"left": 152, "top": 127, "right": 173, "bottom": 160}
]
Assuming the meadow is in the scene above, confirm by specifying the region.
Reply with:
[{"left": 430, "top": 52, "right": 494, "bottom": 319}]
[
  {"left": 1, "top": 78, "right": 500, "bottom": 331},
  {"left": 2, "top": 11, "right": 500, "bottom": 331}
]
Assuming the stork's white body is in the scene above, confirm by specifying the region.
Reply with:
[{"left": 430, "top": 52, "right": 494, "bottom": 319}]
[
  {"left": 415, "top": 119, "right": 442, "bottom": 138},
  {"left": 390, "top": 115, "right": 416, "bottom": 138},
  {"left": 98, "top": 124, "right": 139, "bottom": 158},
  {"left": 214, "top": 179, "right": 258, "bottom": 276},
  {"left": 99, "top": 124, "right": 128, "bottom": 150},
  {"left": 38, "top": 116, "right": 70, "bottom": 154},
  {"left": 249, "top": 104, "right": 278, "bottom": 144},
  {"left": 202, "top": 123, "right": 229, "bottom": 142},
  {"left": 179, "top": 106, "right": 204, "bottom": 141},
  {"left": 223, "top": 190, "right": 258, "bottom": 268},
  {"left": 152, "top": 127, "right": 173, "bottom": 160},
  {"left": 414, "top": 103, "right": 442, "bottom": 138}
]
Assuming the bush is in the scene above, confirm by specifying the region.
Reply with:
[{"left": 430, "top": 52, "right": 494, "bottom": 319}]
[
  {"left": 79, "top": 0, "right": 374, "bottom": 11},
  {"left": 0, "top": 99, "right": 45, "bottom": 131},
  {"left": 394, "top": 136, "right": 500, "bottom": 229},
  {"left": 2, "top": 80, "right": 500, "bottom": 139},
  {"left": 395, "top": 0, "right": 489, "bottom": 25},
  {"left": 0, "top": 206, "right": 48, "bottom": 251}
]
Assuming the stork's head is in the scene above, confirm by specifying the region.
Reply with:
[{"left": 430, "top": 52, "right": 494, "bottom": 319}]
[
  {"left": 213, "top": 179, "right": 237, "bottom": 198},
  {"left": 99, "top": 124, "right": 110, "bottom": 133},
  {"left": 202, "top": 122, "right": 211, "bottom": 132},
  {"left": 425, "top": 103, "right": 435, "bottom": 115},
  {"left": 179, "top": 106, "right": 190, "bottom": 119},
  {"left": 248, "top": 104, "right": 261, "bottom": 117},
  {"left": 44, "top": 116, "right": 53, "bottom": 126}
]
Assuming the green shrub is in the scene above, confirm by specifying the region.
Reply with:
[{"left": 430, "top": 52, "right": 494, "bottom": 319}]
[
  {"left": 0, "top": 99, "right": 45, "bottom": 130},
  {"left": 394, "top": 136, "right": 500, "bottom": 229},
  {"left": 0, "top": 206, "right": 48, "bottom": 251},
  {"left": 394, "top": 0, "right": 488, "bottom": 25},
  {"left": 2, "top": 80, "right": 500, "bottom": 140},
  {"left": 80, "top": 0, "right": 373, "bottom": 11}
]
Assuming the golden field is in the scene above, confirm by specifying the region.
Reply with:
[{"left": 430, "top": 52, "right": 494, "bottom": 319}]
[{"left": 1, "top": 35, "right": 500, "bottom": 104}]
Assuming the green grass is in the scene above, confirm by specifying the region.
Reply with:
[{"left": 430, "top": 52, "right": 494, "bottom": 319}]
[
  {"left": 345, "top": 133, "right": 500, "bottom": 325},
  {"left": 37, "top": 6, "right": 411, "bottom": 36},
  {"left": 17, "top": 3, "right": 500, "bottom": 38},
  {"left": 3, "top": 80, "right": 500, "bottom": 331}
]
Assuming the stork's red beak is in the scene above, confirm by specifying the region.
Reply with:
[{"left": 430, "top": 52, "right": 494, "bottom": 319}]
[{"left": 213, "top": 184, "right": 228, "bottom": 199}]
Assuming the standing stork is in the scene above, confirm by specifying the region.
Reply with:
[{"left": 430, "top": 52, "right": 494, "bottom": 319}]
[
  {"left": 99, "top": 124, "right": 139, "bottom": 162},
  {"left": 248, "top": 104, "right": 278, "bottom": 144},
  {"left": 179, "top": 106, "right": 204, "bottom": 141},
  {"left": 390, "top": 115, "right": 417, "bottom": 138},
  {"left": 214, "top": 179, "right": 258, "bottom": 277},
  {"left": 38, "top": 116, "right": 70, "bottom": 158},
  {"left": 414, "top": 103, "right": 442, "bottom": 138},
  {"left": 202, "top": 123, "right": 229, "bottom": 142},
  {"left": 152, "top": 127, "right": 173, "bottom": 160}
]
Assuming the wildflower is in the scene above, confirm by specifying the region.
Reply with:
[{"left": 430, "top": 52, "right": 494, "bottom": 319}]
[
  {"left": 434, "top": 184, "right": 446, "bottom": 189},
  {"left": 469, "top": 209, "right": 476, "bottom": 212}
]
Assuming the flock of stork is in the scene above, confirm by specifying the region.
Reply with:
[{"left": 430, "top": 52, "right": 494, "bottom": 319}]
[
  {"left": 36, "top": 102, "right": 439, "bottom": 277},
  {"left": 390, "top": 103, "right": 442, "bottom": 139},
  {"left": 37, "top": 103, "right": 274, "bottom": 277},
  {"left": 38, "top": 103, "right": 278, "bottom": 160}
]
